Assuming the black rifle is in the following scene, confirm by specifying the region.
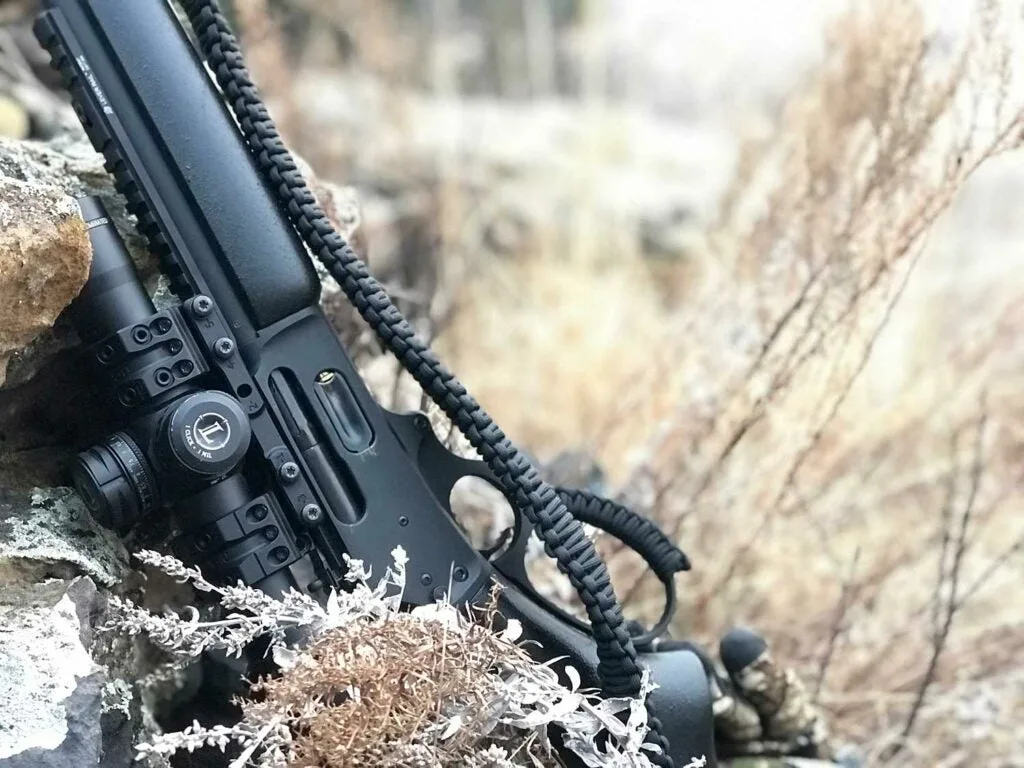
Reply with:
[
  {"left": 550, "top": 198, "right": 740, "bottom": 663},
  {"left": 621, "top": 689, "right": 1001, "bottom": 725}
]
[{"left": 31, "top": 1, "right": 717, "bottom": 765}]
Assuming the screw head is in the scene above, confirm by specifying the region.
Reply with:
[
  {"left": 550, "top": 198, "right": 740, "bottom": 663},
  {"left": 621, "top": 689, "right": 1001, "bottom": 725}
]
[
  {"left": 249, "top": 504, "right": 269, "bottom": 522},
  {"left": 279, "top": 462, "right": 300, "bottom": 483},
  {"left": 432, "top": 586, "right": 448, "bottom": 601},
  {"left": 453, "top": 566, "right": 469, "bottom": 582},
  {"left": 213, "top": 337, "right": 235, "bottom": 359},
  {"left": 419, "top": 573, "right": 433, "bottom": 586},
  {"left": 193, "top": 296, "right": 213, "bottom": 318},
  {"left": 398, "top": 515, "right": 410, "bottom": 527},
  {"left": 301, "top": 503, "right": 324, "bottom": 525}
]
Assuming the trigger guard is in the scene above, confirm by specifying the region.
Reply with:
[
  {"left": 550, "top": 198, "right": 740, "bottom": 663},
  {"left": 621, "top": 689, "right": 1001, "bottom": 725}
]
[
  {"left": 384, "top": 410, "right": 587, "bottom": 634},
  {"left": 384, "top": 410, "right": 531, "bottom": 567}
]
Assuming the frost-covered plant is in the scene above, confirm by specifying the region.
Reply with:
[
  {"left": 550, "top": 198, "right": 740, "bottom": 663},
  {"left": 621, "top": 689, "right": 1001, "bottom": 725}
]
[{"left": 109, "top": 548, "right": 704, "bottom": 768}]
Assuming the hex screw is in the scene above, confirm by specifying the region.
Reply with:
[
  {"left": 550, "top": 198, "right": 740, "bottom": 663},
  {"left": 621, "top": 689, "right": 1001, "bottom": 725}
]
[
  {"left": 279, "top": 462, "right": 300, "bottom": 483},
  {"left": 192, "top": 296, "right": 213, "bottom": 318},
  {"left": 432, "top": 586, "right": 448, "bottom": 601},
  {"left": 398, "top": 515, "right": 410, "bottom": 527},
  {"left": 301, "top": 503, "right": 324, "bottom": 525},
  {"left": 213, "top": 337, "right": 235, "bottom": 359},
  {"left": 420, "top": 573, "right": 433, "bottom": 586},
  {"left": 453, "top": 566, "right": 469, "bottom": 582}
]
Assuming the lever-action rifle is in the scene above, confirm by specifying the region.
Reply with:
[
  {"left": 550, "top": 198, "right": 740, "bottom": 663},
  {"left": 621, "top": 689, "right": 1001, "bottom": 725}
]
[{"left": 32, "top": 0, "right": 717, "bottom": 764}]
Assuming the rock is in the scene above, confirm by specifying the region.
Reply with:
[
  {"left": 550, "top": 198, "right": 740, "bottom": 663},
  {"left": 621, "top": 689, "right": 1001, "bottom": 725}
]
[
  {"left": 0, "top": 175, "right": 90, "bottom": 387},
  {"left": 0, "top": 487, "right": 129, "bottom": 587},
  {"left": 0, "top": 576, "right": 141, "bottom": 768}
]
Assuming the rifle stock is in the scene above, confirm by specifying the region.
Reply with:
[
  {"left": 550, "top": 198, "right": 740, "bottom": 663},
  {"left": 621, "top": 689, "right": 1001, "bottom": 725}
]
[{"left": 33, "top": 0, "right": 717, "bottom": 764}]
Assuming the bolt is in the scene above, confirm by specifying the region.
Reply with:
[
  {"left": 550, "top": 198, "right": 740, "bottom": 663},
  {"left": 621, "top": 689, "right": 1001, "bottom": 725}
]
[
  {"left": 249, "top": 504, "right": 269, "bottom": 522},
  {"left": 398, "top": 515, "right": 410, "bottom": 527},
  {"left": 195, "top": 533, "right": 213, "bottom": 551},
  {"left": 97, "top": 345, "right": 115, "bottom": 364},
  {"left": 308, "top": 579, "right": 325, "bottom": 593},
  {"left": 414, "top": 415, "right": 430, "bottom": 432},
  {"left": 174, "top": 360, "right": 194, "bottom": 377},
  {"left": 168, "top": 339, "right": 184, "bottom": 355},
  {"left": 213, "top": 337, "right": 235, "bottom": 359},
  {"left": 132, "top": 326, "right": 151, "bottom": 345},
  {"left": 432, "top": 586, "right": 448, "bottom": 601},
  {"left": 153, "top": 317, "right": 173, "bottom": 335},
  {"left": 154, "top": 368, "right": 173, "bottom": 387},
  {"left": 453, "top": 566, "right": 469, "bottom": 582},
  {"left": 279, "top": 462, "right": 300, "bottom": 483},
  {"left": 270, "top": 546, "right": 289, "bottom": 564},
  {"left": 301, "top": 503, "right": 324, "bottom": 525},
  {"left": 192, "top": 296, "right": 213, "bottom": 318},
  {"left": 419, "top": 573, "right": 433, "bottom": 587},
  {"left": 263, "top": 526, "right": 279, "bottom": 541}
]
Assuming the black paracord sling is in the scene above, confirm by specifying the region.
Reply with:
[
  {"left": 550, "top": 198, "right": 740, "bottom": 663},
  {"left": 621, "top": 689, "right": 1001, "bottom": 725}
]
[{"left": 177, "top": 1, "right": 679, "bottom": 762}]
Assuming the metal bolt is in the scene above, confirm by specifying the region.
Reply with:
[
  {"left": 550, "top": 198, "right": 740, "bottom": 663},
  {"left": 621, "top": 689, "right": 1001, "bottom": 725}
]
[
  {"left": 301, "top": 503, "right": 324, "bottom": 525},
  {"left": 249, "top": 504, "right": 269, "bottom": 521},
  {"left": 453, "top": 566, "right": 469, "bottom": 582},
  {"left": 398, "top": 515, "right": 410, "bottom": 527},
  {"left": 432, "top": 586, "right": 447, "bottom": 601},
  {"left": 279, "top": 462, "right": 300, "bottom": 483},
  {"left": 213, "top": 337, "right": 235, "bottom": 359},
  {"left": 414, "top": 415, "right": 430, "bottom": 432},
  {"left": 153, "top": 317, "right": 173, "bottom": 335},
  {"left": 419, "top": 573, "right": 433, "bottom": 586},
  {"left": 263, "top": 526, "right": 279, "bottom": 541},
  {"left": 193, "top": 296, "right": 213, "bottom": 318}
]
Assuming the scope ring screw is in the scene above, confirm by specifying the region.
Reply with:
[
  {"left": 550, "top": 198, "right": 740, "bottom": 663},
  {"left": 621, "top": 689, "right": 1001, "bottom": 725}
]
[
  {"left": 301, "top": 503, "right": 324, "bottom": 525},
  {"left": 132, "top": 326, "right": 151, "bottom": 345},
  {"left": 174, "top": 360, "right": 194, "bottom": 377},
  {"left": 419, "top": 573, "right": 433, "bottom": 586},
  {"left": 213, "top": 337, "right": 235, "bottom": 359},
  {"left": 248, "top": 503, "right": 269, "bottom": 522},
  {"left": 153, "top": 317, "right": 173, "bottom": 335},
  {"left": 168, "top": 339, "right": 184, "bottom": 355},
  {"left": 192, "top": 296, "right": 213, "bottom": 318},
  {"left": 279, "top": 462, "right": 300, "bottom": 483},
  {"left": 118, "top": 386, "right": 140, "bottom": 407},
  {"left": 453, "top": 566, "right": 469, "bottom": 582}
]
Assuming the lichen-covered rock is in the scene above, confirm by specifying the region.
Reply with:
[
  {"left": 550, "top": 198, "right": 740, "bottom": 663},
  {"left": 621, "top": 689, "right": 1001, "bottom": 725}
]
[
  {"left": 0, "top": 175, "right": 90, "bottom": 386},
  {"left": 0, "top": 576, "right": 140, "bottom": 768},
  {"left": 0, "top": 487, "right": 129, "bottom": 587}
]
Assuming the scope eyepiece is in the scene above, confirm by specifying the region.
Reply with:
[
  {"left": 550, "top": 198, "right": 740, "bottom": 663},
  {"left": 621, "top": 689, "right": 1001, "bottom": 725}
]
[{"left": 72, "top": 432, "right": 158, "bottom": 531}]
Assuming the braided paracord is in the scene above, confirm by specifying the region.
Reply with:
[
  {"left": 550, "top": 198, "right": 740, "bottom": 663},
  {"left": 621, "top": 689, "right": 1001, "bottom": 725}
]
[{"left": 178, "top": 1, "right": 674, "bottom": 762}]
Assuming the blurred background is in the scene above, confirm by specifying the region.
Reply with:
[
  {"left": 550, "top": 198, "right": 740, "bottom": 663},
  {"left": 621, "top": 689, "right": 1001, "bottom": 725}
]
[{"left": 3, "top": 0, "right": 1024, "bottom": 764}]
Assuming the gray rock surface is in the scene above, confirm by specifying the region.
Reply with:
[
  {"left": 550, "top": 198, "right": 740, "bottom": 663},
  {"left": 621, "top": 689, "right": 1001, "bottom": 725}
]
[{"left": 0, "top": 576, "right": 140, "bottom": 768}]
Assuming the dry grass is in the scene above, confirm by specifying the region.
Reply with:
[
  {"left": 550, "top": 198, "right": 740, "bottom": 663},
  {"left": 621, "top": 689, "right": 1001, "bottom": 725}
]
[{"left": 233, "top": 0, "right": 1024, "bottom": 764}]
